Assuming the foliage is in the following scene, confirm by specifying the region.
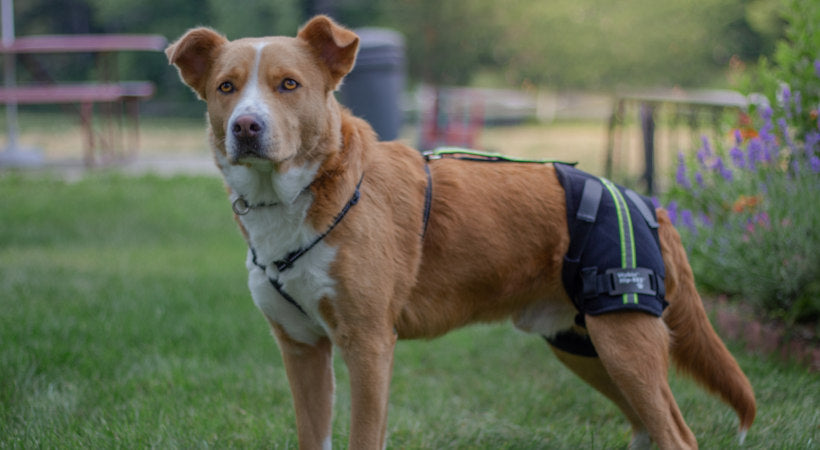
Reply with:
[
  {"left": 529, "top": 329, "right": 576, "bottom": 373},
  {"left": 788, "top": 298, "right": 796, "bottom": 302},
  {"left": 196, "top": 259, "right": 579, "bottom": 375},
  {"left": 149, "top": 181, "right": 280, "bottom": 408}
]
[
  {"left": 11, "top": 0, "right": 783, "bottom": 102},
  {"left": 379, "top": 0, "right": 502, "bottom": 86},
  {"left": 377, "top": 0, "right": 782, "bottom": 88},
  {"left": 0, "top": 174, "right": 818, "bottom": 447},
  {"left": 744, "top": 0, "right": 820, "bottom": 136},
  {"left": 486, "top": 0, "right": 775, "bottom": 89},
  {"left": 662, "top": 88, "right": 820, "bottom": 323}
]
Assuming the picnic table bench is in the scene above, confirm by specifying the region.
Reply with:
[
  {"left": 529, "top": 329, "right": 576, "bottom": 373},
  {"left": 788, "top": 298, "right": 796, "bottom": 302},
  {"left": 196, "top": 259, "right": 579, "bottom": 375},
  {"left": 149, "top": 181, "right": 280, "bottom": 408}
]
[{"left": 0, "top": 34, "right": 166, "bottom": 166}]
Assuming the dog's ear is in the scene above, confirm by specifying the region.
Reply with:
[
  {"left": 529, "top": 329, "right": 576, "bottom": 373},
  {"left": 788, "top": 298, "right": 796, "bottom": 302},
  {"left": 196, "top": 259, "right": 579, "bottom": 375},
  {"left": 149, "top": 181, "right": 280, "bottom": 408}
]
[
  {"left": 166, "top": 28, "right": 228, "bottom": 99},
  {"left": 297, "top": 15, "right": 359, "bottom": 89}
]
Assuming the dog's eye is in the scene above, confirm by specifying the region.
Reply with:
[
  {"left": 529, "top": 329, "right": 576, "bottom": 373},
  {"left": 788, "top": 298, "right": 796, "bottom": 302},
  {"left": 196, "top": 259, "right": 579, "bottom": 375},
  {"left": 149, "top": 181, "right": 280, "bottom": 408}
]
[
  {"left": 218, "top": 81, "right": 235, "bottom": 94},
  {"left": 280, "top": 78, "right": 300, "bottom": 92}
]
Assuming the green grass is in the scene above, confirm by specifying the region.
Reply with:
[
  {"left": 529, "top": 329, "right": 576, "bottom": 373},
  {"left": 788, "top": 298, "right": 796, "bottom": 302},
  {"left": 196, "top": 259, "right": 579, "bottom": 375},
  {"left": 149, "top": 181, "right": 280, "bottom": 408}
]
[{"left": 1, "top": 173, "right": 817, "bottom": 448}]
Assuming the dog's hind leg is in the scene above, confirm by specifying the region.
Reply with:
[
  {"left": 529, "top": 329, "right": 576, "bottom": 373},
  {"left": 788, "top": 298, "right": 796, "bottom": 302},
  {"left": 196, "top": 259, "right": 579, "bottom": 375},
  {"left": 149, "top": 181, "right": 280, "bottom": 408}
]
[
  {"left": 270, "top": 322, "right": 335, "bottom": 450},
  {"left": 586, "top": 312, "right": 698, "bottom": 450},
  {"left": 549, "top": 344, "right": 651, "bottom": 449}
]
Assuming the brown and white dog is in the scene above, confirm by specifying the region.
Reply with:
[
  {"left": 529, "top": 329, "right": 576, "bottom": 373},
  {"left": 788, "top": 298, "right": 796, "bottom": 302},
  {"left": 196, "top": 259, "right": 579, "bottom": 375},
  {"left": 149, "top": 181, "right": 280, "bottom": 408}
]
[{"left": 166, "top": 16, "right": 755, "bottom": 449}]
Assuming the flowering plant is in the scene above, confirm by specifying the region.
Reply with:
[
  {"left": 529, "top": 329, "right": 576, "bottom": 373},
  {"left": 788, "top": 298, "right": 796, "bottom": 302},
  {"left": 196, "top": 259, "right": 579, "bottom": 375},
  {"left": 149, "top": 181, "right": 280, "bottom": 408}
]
[{"left": 661, "top": 82, "right": 820, "bottom": 324}]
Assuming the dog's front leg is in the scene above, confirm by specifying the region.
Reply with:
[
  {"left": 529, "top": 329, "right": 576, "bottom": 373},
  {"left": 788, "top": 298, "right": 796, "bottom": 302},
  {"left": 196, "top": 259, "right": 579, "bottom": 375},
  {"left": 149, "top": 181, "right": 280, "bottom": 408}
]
[
  {"left": 338, "top": 327, "right": 397, "bottom": 450},
  {"left": 270, "top": 323, "right": 335, "bottom": 450}
]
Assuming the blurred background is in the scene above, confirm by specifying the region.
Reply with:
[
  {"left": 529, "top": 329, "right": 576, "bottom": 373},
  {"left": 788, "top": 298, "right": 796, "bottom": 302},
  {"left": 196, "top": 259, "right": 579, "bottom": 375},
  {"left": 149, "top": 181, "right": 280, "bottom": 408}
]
[
  {"left": 10, "top": 0, "right": 784, "bottom": 100},
  {"left": 0, "top": 0, "right": 789, "bottom": 182}
]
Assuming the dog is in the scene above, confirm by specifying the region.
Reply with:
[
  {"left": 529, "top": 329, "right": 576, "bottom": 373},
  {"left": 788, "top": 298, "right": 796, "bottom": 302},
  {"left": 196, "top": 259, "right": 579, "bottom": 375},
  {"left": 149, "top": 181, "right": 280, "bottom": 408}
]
[{"left": 166, "top": 15, "right": 755, "bottom": 449}]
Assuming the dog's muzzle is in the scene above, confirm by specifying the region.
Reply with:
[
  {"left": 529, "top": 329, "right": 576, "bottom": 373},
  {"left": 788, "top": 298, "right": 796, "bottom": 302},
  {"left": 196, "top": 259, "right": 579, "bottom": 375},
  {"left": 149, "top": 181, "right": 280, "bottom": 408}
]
[{"left": 229, "top": 113, "right": 267, "bottom": 161}]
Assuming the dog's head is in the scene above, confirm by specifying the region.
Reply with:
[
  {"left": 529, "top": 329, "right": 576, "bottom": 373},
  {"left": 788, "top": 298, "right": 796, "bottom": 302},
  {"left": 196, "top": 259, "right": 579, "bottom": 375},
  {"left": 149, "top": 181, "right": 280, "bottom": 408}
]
[{"left": 166, "top": 16, "right": 359, "bottom": 168}]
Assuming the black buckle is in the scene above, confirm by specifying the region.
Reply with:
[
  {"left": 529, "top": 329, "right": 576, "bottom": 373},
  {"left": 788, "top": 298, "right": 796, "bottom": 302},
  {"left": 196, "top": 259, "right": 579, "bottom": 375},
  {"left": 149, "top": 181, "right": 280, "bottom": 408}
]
[{"left": 605, "top": 267, "right": 657, "bottom": 296}]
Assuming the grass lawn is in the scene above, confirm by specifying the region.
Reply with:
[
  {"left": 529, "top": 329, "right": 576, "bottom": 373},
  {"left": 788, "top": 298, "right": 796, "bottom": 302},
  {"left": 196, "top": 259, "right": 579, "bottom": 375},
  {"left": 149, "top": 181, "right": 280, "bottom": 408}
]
[{"left": 1, "top": 173, "right": 817, "bottom": 449}]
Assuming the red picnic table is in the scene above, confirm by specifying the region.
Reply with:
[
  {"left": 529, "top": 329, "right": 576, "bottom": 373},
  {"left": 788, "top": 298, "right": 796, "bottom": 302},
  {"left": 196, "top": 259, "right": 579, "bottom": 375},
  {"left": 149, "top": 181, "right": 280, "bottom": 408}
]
[{"left": 0, "top": 34, "right": 167, "bottom": 166}]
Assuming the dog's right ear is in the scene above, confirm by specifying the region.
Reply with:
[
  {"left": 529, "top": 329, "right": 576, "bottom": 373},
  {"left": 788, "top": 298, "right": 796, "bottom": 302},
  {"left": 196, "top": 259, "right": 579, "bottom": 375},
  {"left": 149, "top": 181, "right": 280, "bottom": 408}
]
[{"left": 166, "top": 28, "right": 228, "bottom": 99}]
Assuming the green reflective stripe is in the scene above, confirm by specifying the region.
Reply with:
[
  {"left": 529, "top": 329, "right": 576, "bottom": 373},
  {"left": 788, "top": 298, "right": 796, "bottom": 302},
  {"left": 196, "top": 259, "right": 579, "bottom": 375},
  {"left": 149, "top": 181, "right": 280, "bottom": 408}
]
[
  {"left": 600, "top": 178, "right": 638, "bottom": 304},
  {"left": 428, "top": 147, "right": 576, "bottom": 165}
]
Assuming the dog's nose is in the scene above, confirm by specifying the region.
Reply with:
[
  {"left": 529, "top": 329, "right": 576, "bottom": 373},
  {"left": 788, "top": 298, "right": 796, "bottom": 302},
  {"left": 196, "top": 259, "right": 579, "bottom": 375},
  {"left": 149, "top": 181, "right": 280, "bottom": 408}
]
[{"left": 232, "top": 114, "right": 264, "bottom": 139}]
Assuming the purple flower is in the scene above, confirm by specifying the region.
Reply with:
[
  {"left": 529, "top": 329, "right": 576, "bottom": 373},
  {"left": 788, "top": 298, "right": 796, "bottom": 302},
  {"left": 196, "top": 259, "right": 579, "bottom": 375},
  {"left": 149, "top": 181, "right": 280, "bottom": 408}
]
[
  {"left": 810, "top": 155, "right": 820, "bottom": 173},
  {"left": 695, "top": 171, "right": 704, "bottom": 187},
  {"left": 815, "top": 59, "right": 820, "bottom": 78},
  {"left": 729, "top": 145, "right": 745, "bottom": 168},
  {"left": 757, "top": 106, "right": 777, "bottom": 162},
  {"left": 806, "top": 132, "right": 820, "bottom": 155},
  {"left": 699, "top": 212, "right": 712, "bottom": 228},
  {"left": 762, "top": 137, "right": 776, "bottom": 163},
  {"left": 701, "top": 135, "right": 713, "bottom": 157},
  {"left": 696, "top": 149, "right": 708, "bottom": 168},
  {"left": 778, "top": 84, "right": 792, "bottom": 118},
  {"left": 681, "top": 209, "right": 696, "bottom": 233},
  {"left": 676, "top": 167, "right": 689, "bottom": 188},
  {"left": 760, "top": 105, "right": 773, "bottom": 121},
  {"left": 675, "top": 152, "right": 690, "bottom": 188},
  {"left": 794, "top": 91, "right": 802, "bottom": 116},
  {"left": 667, "top": 200, "right": 678, "bottom": 225},
  {"left": 734, "top": 129, "right": 743, "bottom": 145},
  {"left": 712, "top": 156, "right": 732, "bottom": 181},
  {"left": 747, "top": 138, "right": 762, "bottom": 170},
  {"left": 759, "top": 121, "right": 776, "bottom": 156}
]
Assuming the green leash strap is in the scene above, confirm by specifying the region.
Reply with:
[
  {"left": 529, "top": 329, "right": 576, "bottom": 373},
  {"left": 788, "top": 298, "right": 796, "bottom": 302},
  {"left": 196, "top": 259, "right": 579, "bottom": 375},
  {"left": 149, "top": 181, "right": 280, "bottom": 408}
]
[{"left": 423, "top": 147, "right": 577, "bottom": 166}]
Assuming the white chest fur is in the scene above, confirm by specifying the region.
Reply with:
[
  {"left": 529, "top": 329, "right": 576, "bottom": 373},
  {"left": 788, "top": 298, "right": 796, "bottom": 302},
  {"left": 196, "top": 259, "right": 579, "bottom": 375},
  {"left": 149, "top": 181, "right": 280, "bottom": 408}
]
[{"left": 217, "top": 155, "right": 337, "bottom": 345}]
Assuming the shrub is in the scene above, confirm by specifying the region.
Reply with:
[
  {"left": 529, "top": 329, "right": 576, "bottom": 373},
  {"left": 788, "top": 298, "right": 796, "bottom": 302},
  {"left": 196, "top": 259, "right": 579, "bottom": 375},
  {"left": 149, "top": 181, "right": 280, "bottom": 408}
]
[
  {"left": 746, "top": 0, "right": 820, "bottom": 136},
  {"left": 661, "top": 83, "right": 820, "bottom": 324}
]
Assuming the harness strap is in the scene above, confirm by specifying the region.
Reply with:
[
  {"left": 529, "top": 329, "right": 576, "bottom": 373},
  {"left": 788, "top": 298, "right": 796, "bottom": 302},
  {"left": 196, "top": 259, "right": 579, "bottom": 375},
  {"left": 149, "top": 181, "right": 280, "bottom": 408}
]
[
  {"left": 421, "top": 163, "right": 433, "bottom": 239},
  {"left": 556, "top": 163, "right": 604, "bottom": 313},
  {"left": 250, "top": 248, "right": 307, "bottom": 315},
  {"left": 249, "top": 173, "right": 365, "bottom": 317},
  {"left": 624, "top": 188, "right": 659, "bottom": 229},
  {"left": 566, "top": 178, "right": 602, "bottom": 262},
  {"left": 273, "top": 174, "right": 364, "bottom": 272}
]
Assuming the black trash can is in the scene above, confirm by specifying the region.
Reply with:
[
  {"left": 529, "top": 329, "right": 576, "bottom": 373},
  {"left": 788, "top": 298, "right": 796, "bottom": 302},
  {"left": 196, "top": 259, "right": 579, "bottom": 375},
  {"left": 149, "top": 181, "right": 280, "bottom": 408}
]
[{"left": 339, "top": 28, "right": 405, "bottom": 141}]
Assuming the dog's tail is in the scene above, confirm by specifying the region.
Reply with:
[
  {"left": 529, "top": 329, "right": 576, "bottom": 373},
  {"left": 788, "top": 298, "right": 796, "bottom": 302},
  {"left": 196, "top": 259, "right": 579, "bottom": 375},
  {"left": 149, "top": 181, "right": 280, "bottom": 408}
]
[{"left": 657, "top": 209, "right": 756, "bottom": 440}]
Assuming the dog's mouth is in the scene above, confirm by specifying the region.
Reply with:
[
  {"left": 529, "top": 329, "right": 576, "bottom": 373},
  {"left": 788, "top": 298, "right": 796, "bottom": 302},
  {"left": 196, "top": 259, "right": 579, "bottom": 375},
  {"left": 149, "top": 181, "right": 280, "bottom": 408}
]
[
  {"left": 224, "top": 113, "right": 284, "bottom": 166},
  {"left": 227, "top": 143, "right": 297, "bottom": 172},
  {"left": 230, "top": 140, "right": 269, "bottom": 164}
]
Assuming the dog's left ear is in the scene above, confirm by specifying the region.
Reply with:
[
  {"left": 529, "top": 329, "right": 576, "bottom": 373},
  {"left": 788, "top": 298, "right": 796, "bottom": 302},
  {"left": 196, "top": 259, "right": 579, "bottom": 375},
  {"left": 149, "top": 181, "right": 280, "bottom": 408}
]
[{"left": 298, "top": 15, "right": 359, "bottom": 89}]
